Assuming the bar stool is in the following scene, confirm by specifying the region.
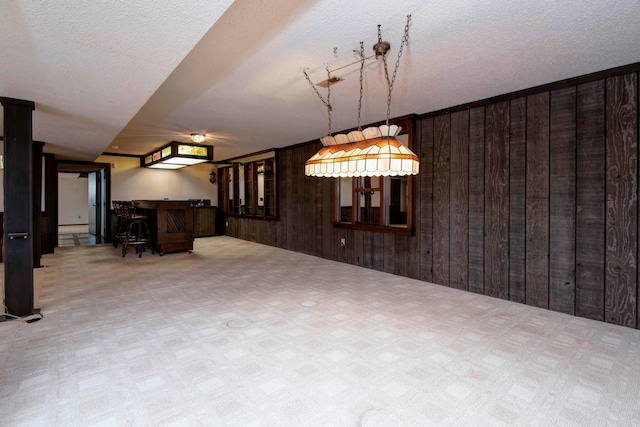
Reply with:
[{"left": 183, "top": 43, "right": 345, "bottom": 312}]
[
  {"left": 119, "top": 202, "right": 153, "bottom": 258},
  {"left": 112, "top": 200, "right": 128, "bottom": 247}
]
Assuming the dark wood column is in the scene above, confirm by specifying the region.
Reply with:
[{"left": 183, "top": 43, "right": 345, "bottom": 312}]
[
  {"left": 32, "top": 140, "right": 44, "bottom": 268},
  {"left": 42, "top": 154, "right": 57, "bottom": 254},
  {"left": 1, "top": 97, "right": 36, "bottom": 316}
]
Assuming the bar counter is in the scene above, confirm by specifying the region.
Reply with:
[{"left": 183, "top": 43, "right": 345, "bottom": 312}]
[{"left": 133, "top": 200, "right": 194, "bottom": 255}]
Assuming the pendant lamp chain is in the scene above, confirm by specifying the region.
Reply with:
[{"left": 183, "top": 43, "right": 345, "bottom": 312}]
[
  {"left": 380, "top": 14, "right": 411, "bottom": 126},
  {"left": 302, "top": 65, "right": 333, "bottom": 135},
  {"left": 357, "top": 41, "right": 365, "bottom": 130}
]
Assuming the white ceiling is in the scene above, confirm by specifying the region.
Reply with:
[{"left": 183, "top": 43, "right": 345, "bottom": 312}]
[{"left": 1, "top": 0, "right": 639, "bottom": 163}]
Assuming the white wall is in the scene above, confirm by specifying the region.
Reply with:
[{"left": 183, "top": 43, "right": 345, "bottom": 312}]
[
  {"left": 100, "top": 155, "right": 218, "bottom": 206},
  {"left": 58, "top": 173, "right": 89, "bottom": 224},
  {"left": 0, "top": 151, "right": 218, "bottom": 220}
]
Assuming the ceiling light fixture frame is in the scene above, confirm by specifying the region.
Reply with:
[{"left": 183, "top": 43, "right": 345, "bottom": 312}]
[{"left": 141, "top": 141, "right": 213, "bottom": 170}]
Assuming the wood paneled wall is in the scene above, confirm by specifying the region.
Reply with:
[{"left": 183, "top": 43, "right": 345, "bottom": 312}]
[{"left": 225, "top": 65, "right": 640, "bottom": 329}]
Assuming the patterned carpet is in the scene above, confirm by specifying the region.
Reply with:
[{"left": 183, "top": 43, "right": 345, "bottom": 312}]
[{"left": 1, "top": 236, "right": 640, "bottom": 426}]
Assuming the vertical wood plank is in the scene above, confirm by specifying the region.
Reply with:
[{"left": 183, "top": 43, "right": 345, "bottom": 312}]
[
  {"left": 255, "top": 216, "right": 263, "bottom": 243},
  {"left": 549, "top": 87, "right": 577, "bottom": 315},
  {"left": 304, "top": 145, "right": 316, "bottom": 255},
  {"left": 354, "top": 229, "right": 364, "bottom": 267},
  {"left": 484, "top": 101, "right": 510, "bottom": 299},
  {"left": 295, "top": 147, "right": 303, "bottom": 252},
  {"left": 330, "top": 193, "right": 339, "bottom": 262},
  {"left": 345, "top": 227, "right": 355, "bottom": 264},
  {"left": 433, "top": 114, "right": 451, "bottom": 286},
  {"left": 265, "top": 217, "right": 275, "bottom": 247},
  {"left": 229, "top": 217, "right": 237, "bottom": 237},
  {"left": 303, "top": 145, "right": 314, "bottom": 255},
  {"left": 363, "top": 230, "right": 373, "bottom": 269},
  {"left": 248, "top": 218, "right": 254, "bottom": 242},
  {"left": 576, "top": 79, "right": 606, "bottom": 321},
  {"left": 293, "top": 147, "right": 300, "bottom": 252},
  {"left": 294, "top": 147, "right": 302, "bottom": 249},
  {"left": 394, "top": 235, "right": 406, "bottom": 276},
  {"left": 259, "top": 217, "right": 267, "bottom": 244},
  {"left": 526, "top": 92, "right": 550, "bottom": 309},
  {"left": 322, "top": 175, "right": 332, "bottom": 259},
  {"left": 313, "top": 145, "right": 324, "bottom": 257},
  {"left": 449, "top": 110, "right": 469, "bottom": 290},
  {"left": 405, "top": 234, "right": 420, "bottom": 279},
  {"left": 407, "top": 121, "right": 422, "bottom": 280},
  {"left": 509, "top": 97, "right": 527, "bottom": 303},
  {"left": 419, "top": 118, "right": 434, "bottom": 282},
  {"left": 468, "top": 107, "right": 485, "bottom": 294},
  {"left": 282, "top": 148, "right": 292, "bottom": 249},
  {"left": 275, "top": 151, "right": 284, "bottom": 248},
  {"left": 373, "top": 231, "right": 384, "bottom": 271},
  {"left": 384, "top": 233, "right": 395, "bottom": 274},
  {"left": 605, "top": 73, "right": 638, "bottom": 328}
]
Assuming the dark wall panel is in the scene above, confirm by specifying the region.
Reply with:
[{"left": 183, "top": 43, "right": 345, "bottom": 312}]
[
  {"left": 281, "top": 149, "right": 291, "bottom": 249},
  {"left": 484, "top": 102, "right": 510, "bottom": 299},
  {"left": 313, "top": 150, "right": 324, "bottom": 256},
  {"left": 549, "top": 87, "right": 577, "bottom": 315},
  {"left": 468, "top": 107, "right": 485, "bottom": 294},
  {"left": 302, "top": 145, "right": 314, "bottom": 255},
  {"left": 383, "top": 233, "right": 395, "bottom": 274},
  {"left": 321, "top": 160, "right": 333, "bottom": 259},
  {"left": 394, "top": 235, "right": 406, "bottom": 277},
  {"left": 525, "top": 92, "right": 550, "bottom": 309},
  {"left": 354, "top": 228, "right": 364, "bottom": 267},
  {"left": 509, "top": 97, "right": 527, "bottom": 304},
  {"left": 432, "top": 114, "right": 451, "bottom": 286},
  {"left": 362, "top": 231, "right": 373, "bottom": 269},
  {"left": 405, "top": 234, "right": 420, "bottom": 280},
  {"left": 372, "top": 231, "right": 384, "bottom": 272},
  {"left": 292, "top": 148, "right": 303, "bottom": 254},
  {"left": 575, "top": 80, "right": 606, "bottom": 321},
  {"left": 418, "top": 118, "right": 434, "bottom": 283},
  {"left": 605, "top": 73, "right": 638, "bottom": 328},
  {"left": 450, "top": 110, "right": 469, "bottom": 291}
]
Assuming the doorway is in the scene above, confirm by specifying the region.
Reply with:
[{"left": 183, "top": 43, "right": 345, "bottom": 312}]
[{"left": 56, "top": 161, "right": 111, "bottom": 247}]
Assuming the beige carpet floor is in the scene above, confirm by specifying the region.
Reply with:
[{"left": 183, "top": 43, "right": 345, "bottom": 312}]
[{"left": 1, "top": 236, "right": 640, "bottom": 426}]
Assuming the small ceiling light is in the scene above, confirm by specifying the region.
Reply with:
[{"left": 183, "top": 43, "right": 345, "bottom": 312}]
[
  {"left": 303, "top": 15, "right": 418, "bottom": 178},
  {"left": 190, "top": 133, "right": 206, "bottom": 143}
]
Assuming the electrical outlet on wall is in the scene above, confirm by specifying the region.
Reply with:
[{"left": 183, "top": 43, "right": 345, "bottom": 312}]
[{"left": 340, "top": 238, "right": 346, "bottom": 247}]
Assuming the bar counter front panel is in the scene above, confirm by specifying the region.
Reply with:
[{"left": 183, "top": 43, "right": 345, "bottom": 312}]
[{"left": 134, "top": 200, "right": 194, "bottom": 255}]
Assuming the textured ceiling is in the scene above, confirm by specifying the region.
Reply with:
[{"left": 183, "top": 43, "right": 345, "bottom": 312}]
[
  {"left": 0, "top": 0, "right": 235, "bottom": 159},
  {"left": 1, "top": 0, "right": 640, "bottom": 163}
]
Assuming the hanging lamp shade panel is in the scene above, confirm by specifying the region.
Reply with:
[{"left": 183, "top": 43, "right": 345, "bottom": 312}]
[{"left": 305, "top": 126, "right": 419, "bottom": 178}]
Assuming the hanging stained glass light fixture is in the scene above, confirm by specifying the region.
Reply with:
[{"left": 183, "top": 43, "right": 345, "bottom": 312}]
[{"left": 304, "top": 15, "right": 419, "bottom": 178}]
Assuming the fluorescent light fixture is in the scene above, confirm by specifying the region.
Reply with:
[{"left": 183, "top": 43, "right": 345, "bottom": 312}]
[
  {"left": 142, "top": 141, "right": 213, "bottom": 169},
  {"left": 147, "top": 163, "right": 185, "bottom": 170}
]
